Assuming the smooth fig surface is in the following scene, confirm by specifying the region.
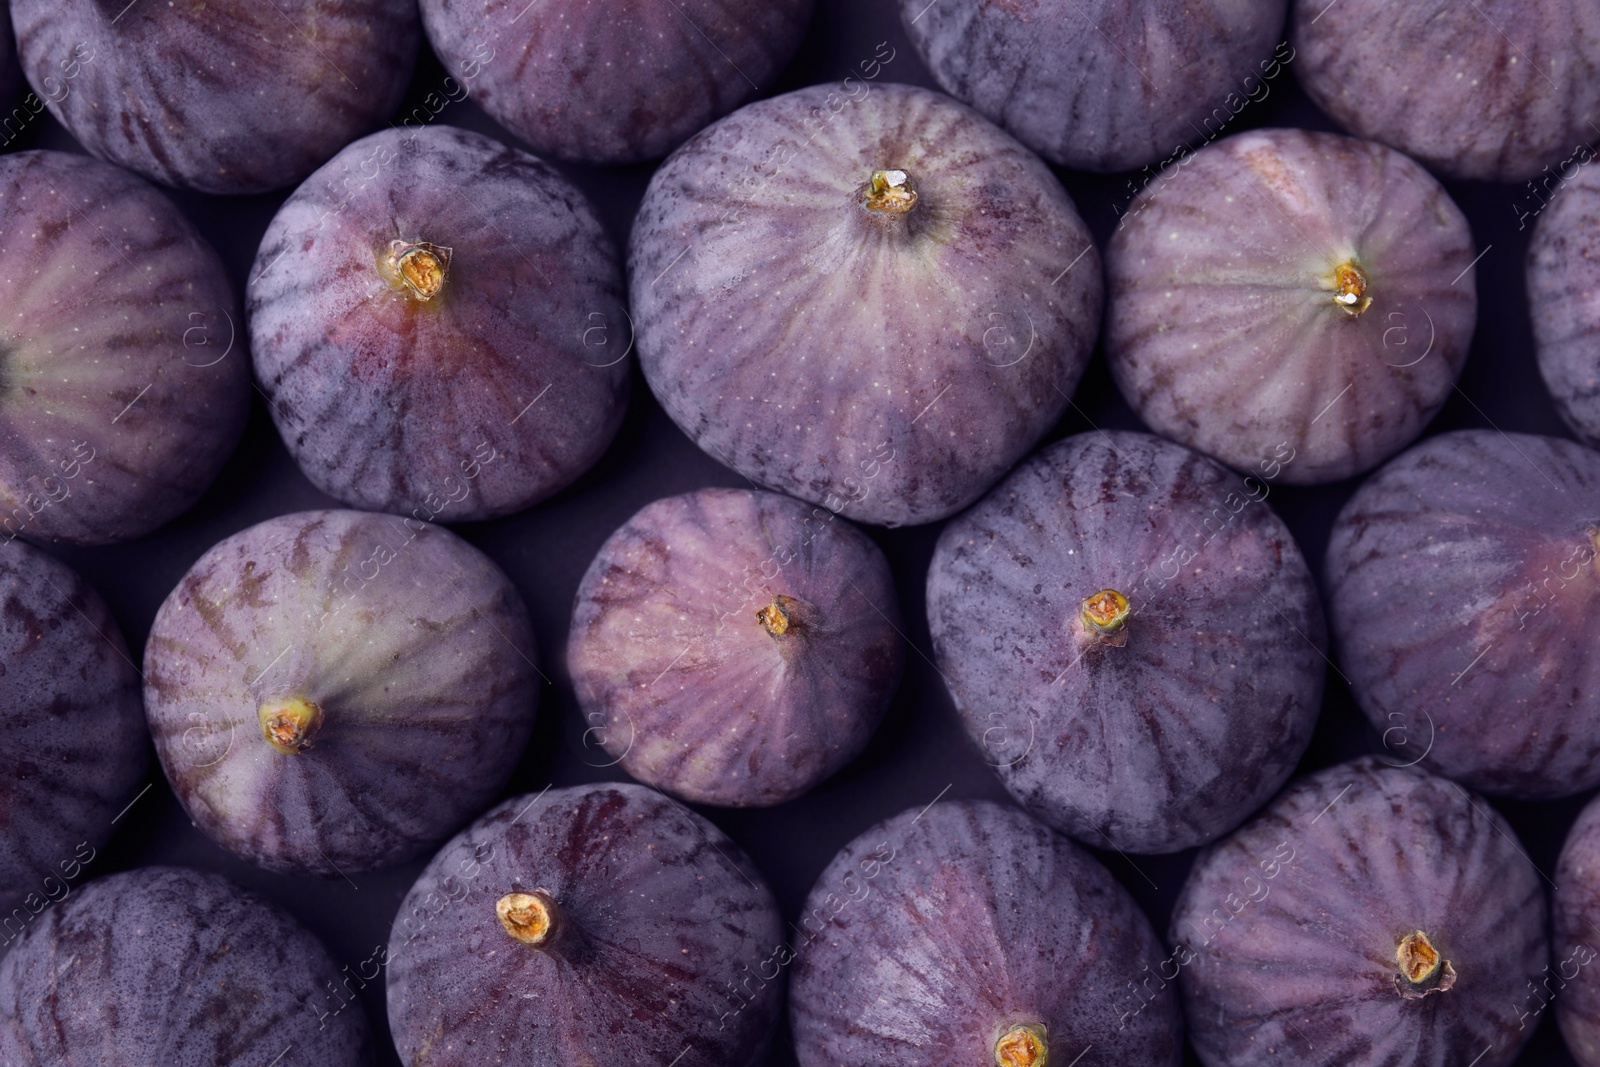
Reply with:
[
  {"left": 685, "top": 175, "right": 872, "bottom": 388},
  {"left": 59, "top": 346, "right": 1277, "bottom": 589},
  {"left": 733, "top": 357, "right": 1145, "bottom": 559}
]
[{"left": 1529, "top": 161, "right": 1600, "bottom": 446}]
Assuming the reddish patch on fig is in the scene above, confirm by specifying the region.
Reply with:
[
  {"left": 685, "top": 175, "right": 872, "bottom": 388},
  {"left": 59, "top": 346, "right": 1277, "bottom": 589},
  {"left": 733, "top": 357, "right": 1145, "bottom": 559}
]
[
  {"left": 994, "top": 1022, "right": 1048, "bottom": 1067},
  {"left": 498, "top": 889, "right": 558, "bottom": 946},
  {"left": 1081, "top": 588, "right": 1131, "bottom": 646},
  {"left": 1331, "top": 260, "right": 1371, "bottom": 316},
  {"left": 861, "top": 169, "right": 918, "bottom": 216},
  {"left": 1395, "top": 929, "right": 1456, "bottom": 998},
  {"left": 258, "top": 696, "right": 323, "bottom": 754},
  {"left": 388, "top": 240, "right": 452, "bottom": 301}
]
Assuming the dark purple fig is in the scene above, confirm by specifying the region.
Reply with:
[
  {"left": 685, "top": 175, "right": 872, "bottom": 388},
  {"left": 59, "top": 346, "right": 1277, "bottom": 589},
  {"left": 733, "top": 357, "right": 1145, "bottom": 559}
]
[
  {"left": 1107, "top": 127, "right": 1477, "bottom": 485},
  {"left": 1555, "top": 792, "right": 1600, "bottom": 1066},
  {"left": 142, "top": 509, "right": 540, "bottom": 876},
  {"left": 0, "top": 541, "right": 145, "bottom": 932},
  {"left": 900, "top": 0, "right": 1287, "bottom": 172},
  {"left": 568, "top": 487, "right": 903, "bottom": 806},
  {"left": 927, "top": 431, "right": 1324, "bottom": 854},
  {"left": 419, "top": 0, "right": 812, "bottom": 165},
  {"left": 1292, "top": 0, "right": 1600, "bottom": 182},
  {"left": 1529, "top": 160, "right": 1600, "bottom": 446},
  {"left": 1325, "top": 429, "right": 1600, "bottom": 799},
  {"left": 1171, "top": 757, "right": 1547, "bottom": 1067},
  {"left": 789, "top": 799, "right": 1182, "bottom": 1067},
  {"left": 0, "top": 150, "right": 248, "bottom": 545},
  {"left": 248, "top": 126, "right": 629, "bottom": 522},
  {"left": 385, "top": 782, "right": 783, "bottom": 1067},
  {"left": 0, "top": 866, "right": 372, "bottom": 1065},
  {"left": 11, "top": 0, "right": 419, "bottom": 194}
]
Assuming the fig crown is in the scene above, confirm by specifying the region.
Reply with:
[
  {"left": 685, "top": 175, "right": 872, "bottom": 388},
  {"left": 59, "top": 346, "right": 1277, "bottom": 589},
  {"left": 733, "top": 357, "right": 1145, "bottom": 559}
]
[
  {"left": 388, "top": 239, "right": 453, "bottom": 302},
  {"left": 258, "top": 696, "right": 323, "bottom": 754},
  {"left": 1331, "top": 260, "right": 1371, "bottom": 316},
  {"left": 994, "top": 1022, "right": 1048, "bottom": 1067},
  {"left": 1081, "top": 588, "right": 1131, "bottom": 645},
  {"left": 1395, "top": 929, "right": 1456, "bottom": 998}
]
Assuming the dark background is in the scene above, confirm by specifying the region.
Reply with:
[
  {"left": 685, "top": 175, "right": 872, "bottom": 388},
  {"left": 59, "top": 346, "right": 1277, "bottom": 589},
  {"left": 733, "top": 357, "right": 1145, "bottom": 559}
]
[{"left": 11, "top": 1, "right": 1587, "bottom": 1065}]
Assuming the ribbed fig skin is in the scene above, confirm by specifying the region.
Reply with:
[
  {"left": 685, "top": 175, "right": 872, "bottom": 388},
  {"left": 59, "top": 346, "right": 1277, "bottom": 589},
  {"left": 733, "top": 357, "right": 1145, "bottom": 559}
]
[
  {"left": 789, "top": 799, "right": 1183, "bottom": 1067},
  {"left": 0, "top": 150, "right": 248, "bottom": 545},
  {"left": 0, "top": 866, "right": 373, "bottom": 1066},
  {"left": 630, "top": 82, "right": 1103, "bottom": 527},
  {"left": 568, "top": 487, "right": 903, "bottom": 806},
  {"left": 901, "top": 0, "right": 1286, "bottom": 172},
  {"left": 420, "top": 0, "right": 812, "bottom": 164},
  {"left": 1292, "top": 0, "right": 1600, "bottom": 182},
  {"left": 11, "top": 0, "right": 419, "bottom": 194},
  {"left": 0, "top": 541, "right": 145, "bottom": 924},
  {"left": 386, "top": 782, "right": 783, "bottom": 1067},
  {"left": 249, "top": 126, "right": 629, "bottom": 522},
  {"left": 143, "top": 509, "right": 541, "bottom": 876},
  {"left": 1530, "top": 162, "right": 1600, "bottom": 446},
  {"left": 1172, "top": 758, "right": 1547, "bottom": 1067},
  {"left": 1556, "top": 793, "right": 1600, "bottom": 1067},
  {"left": 1325, "top": 430, "right": 1600, "bottom": 799},
  {"left": 1107, "top": 127, "right": 1476, "bottom": 485},
  {"left": 927, "top": 431, "right": 1324, "bottom": 853}
]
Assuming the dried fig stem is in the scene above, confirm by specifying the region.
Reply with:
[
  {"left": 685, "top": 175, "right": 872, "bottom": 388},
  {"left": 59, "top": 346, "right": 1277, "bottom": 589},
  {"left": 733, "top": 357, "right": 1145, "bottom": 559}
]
[
  {"left": 758, "top": 594, "right": 814, "bottom": 638},
  {"left": 1081, "top": 588, "right": 1131, "bottom": 647},
  {"left": 1331, "top": 260, "right": 1371, "bottom": 316},
  {"left": 258, "top": 696, "right": 323, "bottom": 754},
  {"left": 1394, "top": 929, "right": 1456, "bottom": 999},
  {"left": 388, "top": 239, "right": 453, "bottom": 301},
  {"left": 497, "top": 889, "right": 576, "bottom": 952},
  {"left": 994, "top": 1022, "right": 1048, "bottom": 1067}
]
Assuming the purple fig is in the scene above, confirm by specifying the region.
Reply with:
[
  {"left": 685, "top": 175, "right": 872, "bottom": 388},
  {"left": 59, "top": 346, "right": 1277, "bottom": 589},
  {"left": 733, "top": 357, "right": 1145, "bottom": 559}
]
[
  {"left": 789, "top": 799, "right": 1183, "bottom": 1067},
  {"left": 629, "top": 82, "right": 1103, "bottom": 527},
  {"left": 142, "top": 509, "right": 540, "bottom": 876},
  {"left": 385, "top": 782, "right": 783, "bottom": 1067},
  {"left": 927, "top": 431, "right": 1325, "bottom": 853},
  {"left": 248, "top": 125, "right": 629, "bottom": 522},
  {"left": 1555, "top": 792, "right": 1600, "bottom": 1066},
  {"left": 1529, "top": 160, "right": 1600, "bottom": 446},
  {"left": 1325, "top": 429, "right": 1600, "bottom": 799},
  {"left": 568, "top": 487, "right": 904, "bottom": 806},
  {"left": 0, "top": 866, "right": 372, "bottom": 1065},
  {"left": 1172, "top": 757, "right": 1547, "bottom": 1067},
  {"left": 0, "top": 150, "right": 248, "bottom": 545},
  {"left": 1106, "top": 127, "right": 1477, "bottom": 485}
]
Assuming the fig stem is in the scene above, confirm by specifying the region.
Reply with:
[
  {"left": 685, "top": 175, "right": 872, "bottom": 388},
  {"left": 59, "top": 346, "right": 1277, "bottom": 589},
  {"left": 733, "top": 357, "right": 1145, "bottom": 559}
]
[
  {"left": 861, "top": 169, "right": 918, "bottom": 216},
  {"left": 1395, "top": 930, "right": 1456, "bottom": 999},
  {"left": 390, "top": 239, "right": 452, "bottom": 301},
  {"left": 757, "top": 595, "right": 803, "bottom": 637},
  {"left": 258, "top": 696, "right": 323, "bottom": 754},
  {"left": 1331, "top": 260, "right": 1371, "bottom": 316},
  {"left": 498, "top": 889, "right": 564, "bottom": 947},
  {"left": 994, "top": 1022, "right": 1048, "bottom": 1067},
  {"left": 1081, "top": 588, "right": 1131, "bottom": 637}
]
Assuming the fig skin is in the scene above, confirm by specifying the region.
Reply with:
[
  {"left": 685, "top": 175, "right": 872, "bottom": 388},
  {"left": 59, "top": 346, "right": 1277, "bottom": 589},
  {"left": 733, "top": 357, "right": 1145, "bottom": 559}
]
[
  {"left": 629, "top": 82, "right": 1103, "bottom": 528},
  {"left": 1172, "top": 757, "right": 1547, "bottom": 1067},
  {"left": 927, "top": 431, "right": 1325, "bottom": 854},
  {"left": 1529, "top": 161, "right": 1600, "bottom": 446},
  {"left": 788, "top": 799, "right": 1183, "bottom": 1067},
  {"left": 385, "top": 782, "right": 784, "bottom": 1067},
  {"left": 1555, "top": 793, "right": 1600, "bottom": 1066},
  {"left": 900, "top": 0, "right": 1287, "bottom": 172},
  {"left": 0, "top": 541, "right": 146, "bottom": 925},
  {"left": 1325, "top": 430, "right": 1600, "bottom": 799},
  {"left": 0, "top": 150, "right": 248, "bottom": 545},
  {"left": 1292, "top": 0, "right": 1600, "bottom": 182},
  {"left": 1106, "top": 127, "right": 1477, "bottom": 485},
  {"left": 142, "top": 509, "right": 541, "bottom": 877},
  {"left": 568, "top": 487, "right": 904, "bottom": 806},
  {"left": 11, "top": 0, "right": 419, "bottom": 195},
  {"left": 248, "top": 126, "right": 629, "bottom": 522},
  {"left": 420, "top": 0, "right": 813, "bottom": 165},
  {"left": 0, "top": 866, "right": 373, "bottom": 1065}
]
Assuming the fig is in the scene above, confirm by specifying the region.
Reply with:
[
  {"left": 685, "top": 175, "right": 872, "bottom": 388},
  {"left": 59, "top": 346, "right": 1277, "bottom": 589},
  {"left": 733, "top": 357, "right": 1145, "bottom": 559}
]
[
  {"left": 788, "top": 799, "right": 1183, "bottom": 1067},
  {"left": 1325, "top": 429, "right": 1600, "bottom": 799},
  {"left": 1529, "top": 159, "right": 1600, "bottom": 446},
  {"left": 629, "top": 82, "right": 1103, "bottom": 527},
  {"left": 927, "top": 431, "right": 1324, "bottom": 853},
  {"left": 248, "top": 126, "right": 629, "bottom": 522},
  {"left": 419, "top": 0, "right": 812, "bottom": 164},
  {"left": 1106, "top": 127, "right": 1477, "bottom": 485},
  {"left": 142, "top": 509, "right": 540, "bottom": 876},
  {"left": 385, "top": 782, "right": 783, "bottom": 1067},
  {"left": 1555, "top": 792, "right": 1600, "bottom": 1066},
  {"left": 1172, "top": 757, "right": 1547, "bottom": 1067},
  {"left": 568, "top": 487, "right": 903, "bottom": 806},
  {"left": 900, "top": 0, "right": 1288, "bottom": 172},
  {"left": 10, "top": 0, "right": 419, "bottom": 194},
  {"left": 0, "top": 866, "right": 372, "bottom": 1064},
  {"left": 1292, "top": 0, "right": 1600, "bottom": 182},
  {"left": 0, "top": 541, "right": 145, "bottom": 934},
  {"left": 0, "top": 150, "right": 248, "bottom": 545}
]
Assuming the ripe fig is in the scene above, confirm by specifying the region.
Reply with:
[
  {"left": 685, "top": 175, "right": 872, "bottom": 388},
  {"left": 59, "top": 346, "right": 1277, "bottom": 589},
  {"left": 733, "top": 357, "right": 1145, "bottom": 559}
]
[
  {"left": 1325, "top": 429, "right": 1600, "bottom": 799},
  {"left": 900, "top": 0, "right": 1288, "bottom": 171},
  {"left": 0, "top": 150, "right": 248, "bottom": 545},
  {"left": 630, "top": 82, "right": 1103, "bottom": 527},
  {"left": 386, "top": 782, "right": 783, "bottom": 1067},
  {"left": 1555, "top": 792, "right": 1600, "bottom": 1066},
  {"left": 0, "top": 866, "right": 372, "bottom": 1065},
  {"left": 0, "top": 541, "right": 145, "bottom": 929},
  {"left": 568, "top": 487, "right": 903, "bottom": 806},
  {"left": 789, "top": 799, "right": 1183, "bottom": 1067},
  {"left": 419, "top": 0, "right": 813, "bottom": 164},
  {"left": 1172, "top": 757, "right": 1547, "bottom": 1067},
  {"left": 248, "top": 125, "right": 629, "bottom": 522},
  {"left": 1292, "top": 0, "right": 1600, "bottom": 182},
  {"left": 1529, "top": 160, "right": 1600, "bottom": 446},
  {"left": 11, "top": 0, "right": 419, "bottom": 194},
  {"left": 142, "top": 509, "right": 540, "bottom": 876},
  {"left": 927, "top": 431, "right": 1324, "bottom": 853},
  {"left": 1106, "top": 127, "right": 1477, "bottom": 485}
]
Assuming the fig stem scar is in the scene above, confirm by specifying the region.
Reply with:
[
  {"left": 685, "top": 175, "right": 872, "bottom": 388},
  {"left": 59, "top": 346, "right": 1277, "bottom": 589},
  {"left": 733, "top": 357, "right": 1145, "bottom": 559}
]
[
  {"left": 861, "top": 169, "right": 918, "bottom": 215},
  {"left": 1394, "top": 929, "right": 1456, "bottom": 998},
  {"left": 390, "top": 240, "right": 452, "bottom": 301},
  {"left": 757, "top": 595, "right": 801, "bottom": 637},
  {"left": 1331, "top": 260, "right": 1371, "bottom": 316},
  {"left": 498, "top": 889, "right": 560, "bottom": 946},
  {"left": 258, "top": 696, "right": 323, "bottom": 754},
  {"left": 1081, "top": 588, "right": 1131, "bottom": 635},
  {"left": 994, "top": 1022, "right": 1048, "bottom": 1067}
]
